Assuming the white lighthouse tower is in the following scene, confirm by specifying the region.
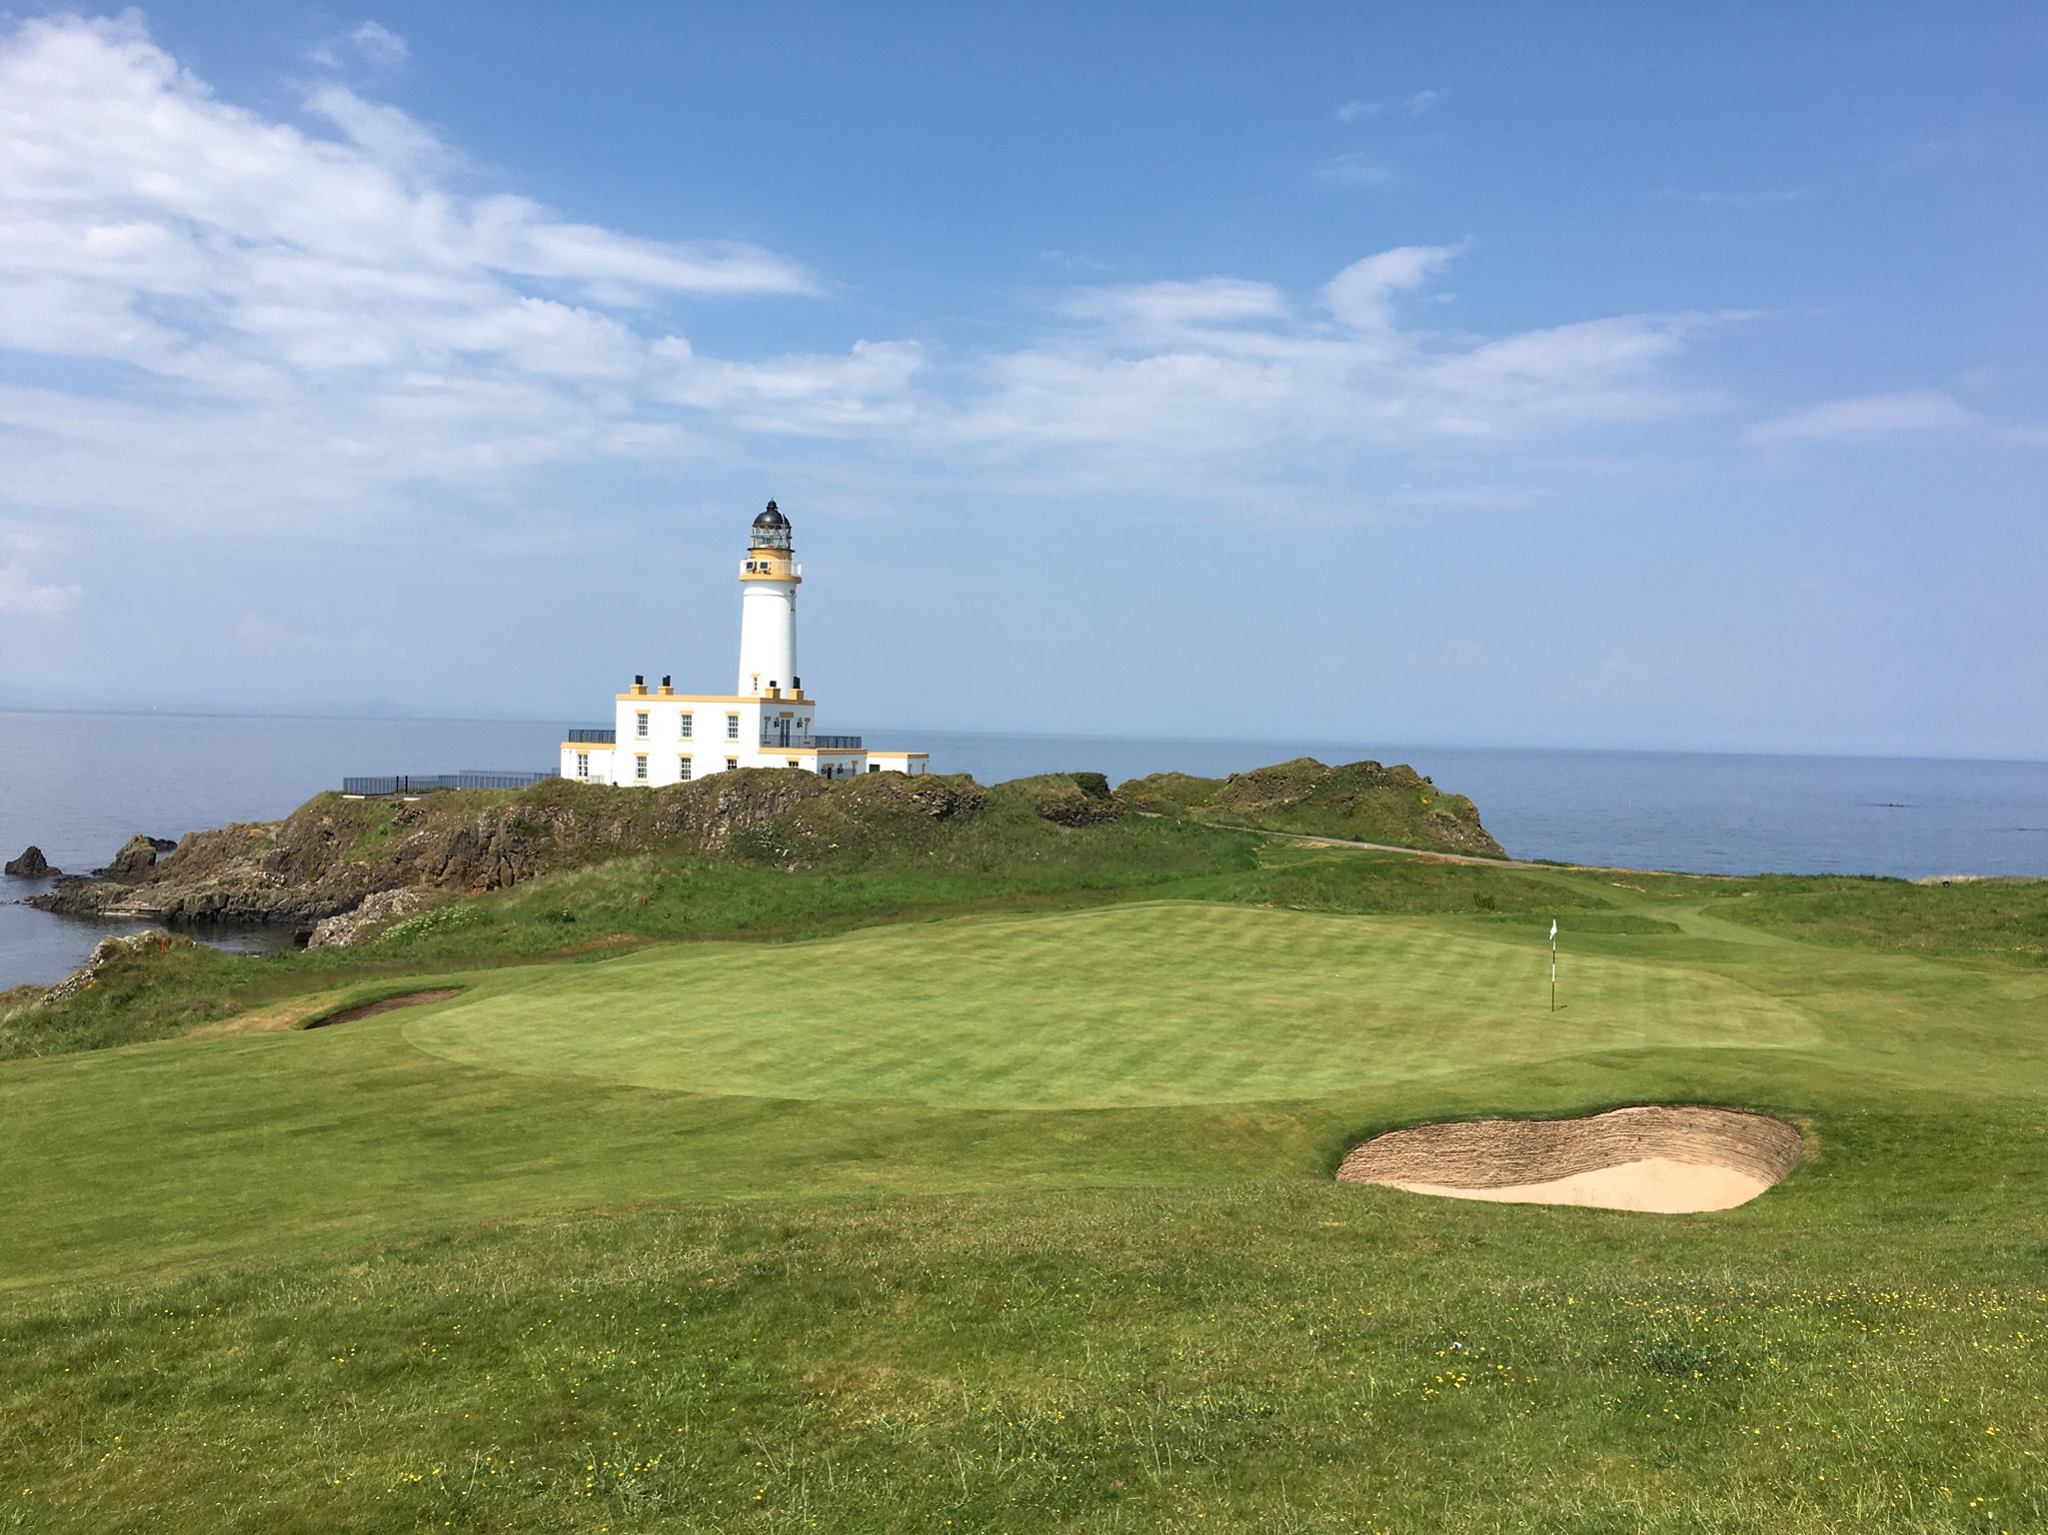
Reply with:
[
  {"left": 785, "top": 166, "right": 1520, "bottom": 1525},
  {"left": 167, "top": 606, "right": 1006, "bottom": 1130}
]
[
  {"left": 736, "top": 500, "right": 799, "bottom": 696},
  {"left": 557, "top": 499, "right": 928, "bottom": 785}
]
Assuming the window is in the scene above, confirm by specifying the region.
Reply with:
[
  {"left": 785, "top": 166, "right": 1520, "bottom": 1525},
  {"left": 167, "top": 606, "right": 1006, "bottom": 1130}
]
[
  {"left": 725, "top": 714, "right": 739, "bottom": 740},
  {"left": 678, "top": 713, "right": 692, "bottom": 739},
  {"left": 725, "top": 758, "right": 738, "bottom": 772},
  {"left": 634, "top": 754, "right": 648, "bottom": 782},
  {"left": 635, "top": 712, "right": 649, "bottom": 739},
  {"left": 678, "top": 757, "right": 692, "bottom": 781},
  {"left": 787, "top": 759, "right": 799, "bottom": 769},
  {"left": 869, "top": 764, "right": 880, "bottom": 774},
  {"left": 576, "top": 753, "right": 590, "bottom": 779}
]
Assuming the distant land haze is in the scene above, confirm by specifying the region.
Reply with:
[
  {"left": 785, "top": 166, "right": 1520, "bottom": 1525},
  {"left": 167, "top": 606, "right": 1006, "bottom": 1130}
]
[{"left": 2, "top": 709, "right": 2044, "bottom": 986}]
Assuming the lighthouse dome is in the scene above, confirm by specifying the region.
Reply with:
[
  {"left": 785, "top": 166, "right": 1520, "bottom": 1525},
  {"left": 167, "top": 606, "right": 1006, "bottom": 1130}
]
[{"left": 750, "top": 500, "right": 792, "bottom": 549}]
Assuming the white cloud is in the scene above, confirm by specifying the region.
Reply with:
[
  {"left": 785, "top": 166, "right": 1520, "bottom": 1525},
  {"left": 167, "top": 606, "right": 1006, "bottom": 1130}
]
[
  {"left": 1334, "top": 90, "right": 1443, "bottom": 123},
  {"left": 1324, "top": 245, "right": 1460, "bottom": 329},
  {"left": 1061, "top": 278, "right": 1289, "bottom": 332},
  {"left": 0, "top": 562, "right": 81, "bottom": 615},
  {"left": 0, "top": 14, "right": 1752, "bottom": 535},
  {"left": 1314, "top": 152, "right": 1393, "bottom": 187},
  {"left": 350, "top": 21, "right": 409, "bottom": 67},
  {"left": 312, "top": 20, "right": 409, "bottom": 71},
  {"left": 1039, "top": 249, "right": 1113, "bottom": 274},
  {"left": 1747, "top": 390, "right": 1973, "bottom": 442}
]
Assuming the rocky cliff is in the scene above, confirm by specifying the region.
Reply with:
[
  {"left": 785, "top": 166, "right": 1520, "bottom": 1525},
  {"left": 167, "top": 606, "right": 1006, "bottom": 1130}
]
[{"left": 29, "top": 772, "right": 865, "bottom": 929}]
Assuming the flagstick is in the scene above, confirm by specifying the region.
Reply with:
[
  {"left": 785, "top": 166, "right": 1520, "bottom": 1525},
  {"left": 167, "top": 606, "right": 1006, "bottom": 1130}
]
[{"left": 1549, "top": 921, "right": 1557, "bottom": 1013}]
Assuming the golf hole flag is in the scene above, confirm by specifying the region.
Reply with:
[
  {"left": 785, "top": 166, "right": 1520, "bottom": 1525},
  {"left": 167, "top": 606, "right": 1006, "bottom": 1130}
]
[{"left": 1549, "top": 919, "right": 1558, "bottom": 1011}]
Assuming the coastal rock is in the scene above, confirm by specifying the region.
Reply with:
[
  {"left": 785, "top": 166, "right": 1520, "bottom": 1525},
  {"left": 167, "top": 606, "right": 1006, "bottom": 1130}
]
[
  {"left": 4, "top": 845, "right": 53, "bottom": 877},
  {"left": 27, "top": 771, "right": 850, "bottom": 927},
  {"left": 36, "top": 929, "right": 192, "bottom": 1005},
  {"left": 307, "top": 887, "right": 431, "bottom": 949},
  {"left": 98, "top": 834, "right": 174, "bottom": 879}
]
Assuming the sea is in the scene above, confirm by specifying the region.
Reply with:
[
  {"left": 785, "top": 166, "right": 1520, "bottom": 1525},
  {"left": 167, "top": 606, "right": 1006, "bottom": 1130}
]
[{"left": 2, "top": 708, "right": 2044, "bottom": 988}]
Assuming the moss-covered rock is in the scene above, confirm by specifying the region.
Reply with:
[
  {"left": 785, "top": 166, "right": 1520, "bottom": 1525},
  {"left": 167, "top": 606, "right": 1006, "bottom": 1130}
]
[{"left": 1000, "top": 772, "right": 1123, "bottom": 827}]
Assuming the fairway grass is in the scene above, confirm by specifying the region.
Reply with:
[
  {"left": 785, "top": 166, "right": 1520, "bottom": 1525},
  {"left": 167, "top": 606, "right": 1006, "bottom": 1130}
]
[
  {"left": 407, "top": 903, "right": 1820, "bottom": 1107},
  {"left": 2, "top": 860, "right": 2046, "bottom": 1532}
]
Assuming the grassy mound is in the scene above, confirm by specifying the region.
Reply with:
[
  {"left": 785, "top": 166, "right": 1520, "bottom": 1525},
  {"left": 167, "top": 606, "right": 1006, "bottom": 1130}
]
[{"left": 1119, "top": 756, "right": 1504, "bottom": 856}]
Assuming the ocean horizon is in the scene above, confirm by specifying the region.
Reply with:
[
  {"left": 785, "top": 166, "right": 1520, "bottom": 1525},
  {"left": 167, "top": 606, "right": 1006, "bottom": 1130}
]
[{"left": 4, "top": 707, "right": 2045, "bottom": 988}]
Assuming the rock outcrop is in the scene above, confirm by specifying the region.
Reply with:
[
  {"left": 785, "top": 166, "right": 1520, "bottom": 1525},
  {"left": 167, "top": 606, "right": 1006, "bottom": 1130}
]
[
  {"left": 31, "top": 771, "right": 860, "bottom": 927},
  {"left": 97, "top": 834, "right": 176, "bottom": 879},
  {"left": 306, "top": 887, "right": 433, "bottom": 949},
  {"left": 1118, "top": 757, "right": 1505, "bottom": 858},
  {"left": 1005, "top": 772, "right": 1123, "bottom": 827},
  {"left": 34, "top": 929, "right": 193, "bottom": 1005},
  {"left": 4, "top": 845, "right": 53, "bottom": 877}
]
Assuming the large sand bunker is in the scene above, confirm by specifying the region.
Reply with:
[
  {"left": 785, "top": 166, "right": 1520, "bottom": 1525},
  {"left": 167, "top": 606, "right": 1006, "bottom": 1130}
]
[{"left": 1337, "top": 1106, "right": 1803, "bottom": 1213}]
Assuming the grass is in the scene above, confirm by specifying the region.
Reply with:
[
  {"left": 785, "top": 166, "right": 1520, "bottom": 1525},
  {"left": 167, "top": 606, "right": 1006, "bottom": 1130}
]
[
  {"left": 2, "top": 836, "right": 2047, "bottom": 1531},
  {"left": 406, "top": 904, "right": 1815, "bottom": 1108}
]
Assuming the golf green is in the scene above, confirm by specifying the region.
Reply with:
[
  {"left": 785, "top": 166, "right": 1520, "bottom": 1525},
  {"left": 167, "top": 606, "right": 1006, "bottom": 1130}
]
[{"left": 405, "top": 902, "right": 1818, "bottom": 1106}]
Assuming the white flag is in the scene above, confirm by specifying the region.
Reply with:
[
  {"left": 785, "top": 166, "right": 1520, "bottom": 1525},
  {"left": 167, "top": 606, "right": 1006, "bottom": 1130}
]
[{"left": 1549, "top": 919, "right": 1558, "bottom": 942}]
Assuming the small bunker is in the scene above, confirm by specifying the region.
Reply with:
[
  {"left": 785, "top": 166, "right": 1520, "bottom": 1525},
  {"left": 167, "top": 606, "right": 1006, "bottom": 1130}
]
[
  {"left": 1337, "top": 1105, "right": 1804, "bottom": 1214},
  {"left": 304, "top": 988, "right": 463, "bottom": 1029}
]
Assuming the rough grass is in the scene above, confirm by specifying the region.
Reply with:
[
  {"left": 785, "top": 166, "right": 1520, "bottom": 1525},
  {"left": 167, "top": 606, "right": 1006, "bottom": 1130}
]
[
  {"left": 3, "top": 848, "right": 2048, "bottom": 1531},
  {"left": 1720, "top": 875, "right": 2048, "bottom": 965}
]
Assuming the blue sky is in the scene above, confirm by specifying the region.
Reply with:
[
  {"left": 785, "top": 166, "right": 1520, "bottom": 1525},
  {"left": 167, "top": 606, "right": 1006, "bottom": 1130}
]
[{"left": 0, "top": 4, "right": 2042, "bottom": 757}]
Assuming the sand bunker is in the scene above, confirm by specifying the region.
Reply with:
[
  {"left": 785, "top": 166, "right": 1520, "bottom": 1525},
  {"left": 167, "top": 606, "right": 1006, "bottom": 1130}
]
[
  {"left": 304, "top": 988, "right": 463, "bottom": 1029},
  {"left": 1337, "top": 1106, "right": 1803, "bottom": 1214}
]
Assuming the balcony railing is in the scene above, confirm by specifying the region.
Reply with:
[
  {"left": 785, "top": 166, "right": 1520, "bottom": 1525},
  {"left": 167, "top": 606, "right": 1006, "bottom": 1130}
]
[
  {"left": 565, "top": 728, "right": 616, "bottom": 743},
  {"left": 812, "top": 735, "right": 863, "bottom": 749},
  {"left": 343, "top": 770, "right": 555, "bottom": 796}
]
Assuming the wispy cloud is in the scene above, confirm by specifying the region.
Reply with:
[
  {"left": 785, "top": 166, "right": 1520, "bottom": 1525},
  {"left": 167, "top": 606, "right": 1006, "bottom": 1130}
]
[
  {"left": 1334, "top": 89, "right": 1446, "bottom": 123},
  {"left": 311, "top": 19, "right": 409, "bottom": 71},
  {"left": 1039, "top": 249, "right": 1114, "bottom": 274},
  {"left": 0, "top": 562, "right": 81, "bottom": 615},
  {"left": 1314, "top": 152, "right": 1393, "bottom": 187},
  {"left": 1324, "top": 245, "right": 1461, "bottom": 328},
  {"left": 1747, "top": 390, "right": 1973, "bottom": 443},
  {"left": 1060, "top": 278, "right": 1290, "bottom": 331},
  {"left": 0, "top": 13, "right": 1749, "bottom": 538}
]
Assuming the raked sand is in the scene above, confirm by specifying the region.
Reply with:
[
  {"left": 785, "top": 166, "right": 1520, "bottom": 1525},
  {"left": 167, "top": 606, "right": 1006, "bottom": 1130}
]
[{"left": 1338, "top": 1105, "right": 1804, "bottom": 1214}]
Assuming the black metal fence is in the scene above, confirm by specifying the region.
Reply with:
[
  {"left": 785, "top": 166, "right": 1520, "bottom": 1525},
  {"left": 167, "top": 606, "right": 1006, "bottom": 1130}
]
[
  {"left": 812, "top": 735, "right": 864, "bottom": 749},
  {"left": 565, "top": 728, "right": 616, "bottom": 743},
  {"left": 342, "top": 770, "right": 556, "bottom": 796}
]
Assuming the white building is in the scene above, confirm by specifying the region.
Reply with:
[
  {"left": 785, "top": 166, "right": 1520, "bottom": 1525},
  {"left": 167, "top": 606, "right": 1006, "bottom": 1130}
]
[{"left": 559, "top": 502, "right": 929, "bottom": 786}]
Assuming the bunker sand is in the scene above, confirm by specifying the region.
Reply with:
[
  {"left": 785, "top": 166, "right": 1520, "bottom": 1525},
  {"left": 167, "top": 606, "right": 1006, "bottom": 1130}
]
[{"left": 1338, "top": 1105, "right": 1804, "bottom": 1214}]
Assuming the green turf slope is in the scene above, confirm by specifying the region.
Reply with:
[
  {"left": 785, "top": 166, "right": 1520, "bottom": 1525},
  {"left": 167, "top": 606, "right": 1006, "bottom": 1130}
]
[{"left": 2, "top": 870, "right": 2046, "bottom": 1533}]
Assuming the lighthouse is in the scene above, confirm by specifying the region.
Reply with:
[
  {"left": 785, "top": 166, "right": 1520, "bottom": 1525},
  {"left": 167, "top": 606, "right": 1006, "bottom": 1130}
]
[
  {"left": 557, "top": 500, "right": 929, "bottom": 785},
  {"left": 736, "top": 500, "right": 799, "bottom": 696}
]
